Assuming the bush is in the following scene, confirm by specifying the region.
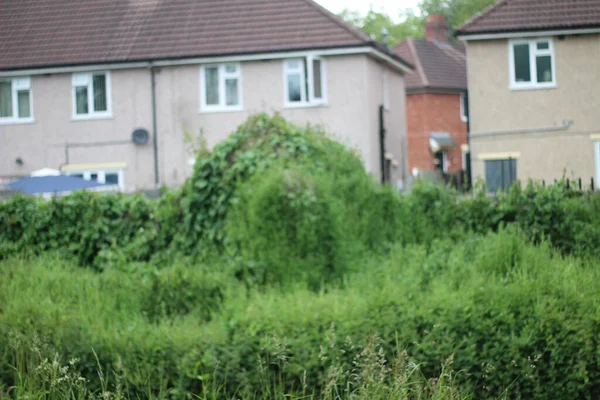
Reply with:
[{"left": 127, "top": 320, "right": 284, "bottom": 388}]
[{"left": 227, "top": 166, "right": 347, "bottom": 289}]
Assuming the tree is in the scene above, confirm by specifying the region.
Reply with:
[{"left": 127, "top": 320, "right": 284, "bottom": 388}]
[
  {"left": 419, "top": 0, "right": 497, "bottom": 28},
  {"left": 339, "top": 8, "right": 424, "bottom": 45},
  {"left": 339, "top": 0, "right": 497, "bottom": 44}
]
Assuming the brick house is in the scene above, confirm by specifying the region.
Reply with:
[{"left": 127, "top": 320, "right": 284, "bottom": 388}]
[{"left": 395, "top": 15, "right": 469, "bottom": 182}]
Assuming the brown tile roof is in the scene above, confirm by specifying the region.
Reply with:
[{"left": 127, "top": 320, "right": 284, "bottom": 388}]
[
  {"left": 0, "top": 0, "right": 409, "bottom": 71},
  {"left": 393, "top": 38, "right": 466, "bottom": 91},
  {"left": 456, "top": 0, "right": 600, "bottom": 36}
]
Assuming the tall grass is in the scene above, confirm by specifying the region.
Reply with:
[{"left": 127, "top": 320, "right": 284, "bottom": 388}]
[{"left": 1, "top": 227, "right": 599, "bottom": 398}]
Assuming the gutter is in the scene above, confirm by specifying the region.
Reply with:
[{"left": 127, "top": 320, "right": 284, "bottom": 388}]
[
  {"left": 457, "top": 27, "right": 600, "bottom": 41},
  {"left": 0, "top": 45, "right": 413, "bottom": 77},
  {"left": 469, "top": 119, "right": 574, "bottom": 138}
]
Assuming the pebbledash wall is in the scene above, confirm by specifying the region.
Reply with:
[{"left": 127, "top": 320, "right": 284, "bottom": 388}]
[
  {"left": 466, "top": 33, "right": 600, "bottom": 183},
  {"left": 0, "top": 54, "right": 408, "bottom": 190}
]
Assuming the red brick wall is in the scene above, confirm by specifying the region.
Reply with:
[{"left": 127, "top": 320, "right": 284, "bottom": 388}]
[{"left": 406, "top": 92, "right": 468, "bottom": 174}]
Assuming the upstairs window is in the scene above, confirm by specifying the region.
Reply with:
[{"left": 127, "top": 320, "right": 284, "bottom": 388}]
[
  {"left": 460, "top": 92, "right": 468, "bottom": 122},
  {"left": 201, "top": 64, "right": 242, "bottom": 112},
  {"left": 0, "top": 77, "right": 32, "bottom": 123},
  {"left": 509, "top": 39, "right": 555, "bottom": 89},
  {"left": 285, "top": 56, "right": 326, "bottom": 107},
  {"left": 72, "top": 72, "right": 112, "bottom": 118}
]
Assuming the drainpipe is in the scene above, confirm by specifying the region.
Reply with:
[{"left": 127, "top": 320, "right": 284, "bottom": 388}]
[
  {"left": 150, "top": 66, "right": 159, "bottom": 187},
  {"left": 379, "top": 104, "right": 386, "bottom": 184},
  {"left": 469, "top": 119, "right": 574, "bottom": 138}
]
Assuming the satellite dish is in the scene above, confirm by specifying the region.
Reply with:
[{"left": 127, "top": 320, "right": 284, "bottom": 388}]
[{"left": 132, "top": 128, "right": 149, "bottom": 145}]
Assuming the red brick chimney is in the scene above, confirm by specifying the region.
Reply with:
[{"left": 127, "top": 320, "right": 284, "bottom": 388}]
[{"left": 425, "top": 14, "right": 449, "bottom": 43}]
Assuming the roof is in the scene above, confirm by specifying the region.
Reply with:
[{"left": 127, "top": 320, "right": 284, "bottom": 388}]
[
  {"left": 0, "top": 0, "right": 410, "bottom": 71},
  {"left": 5, "top": 175, "right": 110, "bottom": 195},
  {"left": 456, "top": 0, "right": 600, "bottom": 36},
  {"left": 394, "top": 38, "right": 466, "bottom": 91}
]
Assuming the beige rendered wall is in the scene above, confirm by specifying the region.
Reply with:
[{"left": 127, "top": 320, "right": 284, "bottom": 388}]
[
  {"left": 466, "top": 34, "right": 600, "bottom": 183},
  {"left": 155, "top": 54, "right": 407, "bottom": 187},
  {"left": 0, "top": 69, "right": 155, "bottom": 190}
]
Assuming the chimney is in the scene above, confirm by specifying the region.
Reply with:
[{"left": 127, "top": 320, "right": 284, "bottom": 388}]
[{"left": 425, "top": 14, "right": 449, "bottom": 43}]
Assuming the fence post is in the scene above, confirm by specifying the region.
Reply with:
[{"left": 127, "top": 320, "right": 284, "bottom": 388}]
[
  {"left": 579, "top": 178, "right": 582, "bottom": 191},
  {"left": 566, "top": 178, "right": 570, "bottom": 189},
  {"left": 592, "top": 177, "right": 595, "bottom": 192},
  {"left": 542, "top": 179, "right": 545, "bottom": 187}
]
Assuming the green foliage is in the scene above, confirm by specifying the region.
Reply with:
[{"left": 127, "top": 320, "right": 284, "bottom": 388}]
[
  {"left": 183, "top": 113, "right": 369, "bottom": 254},
  {"left": 338, "top": 0, "right": 497, "bottom": 44},
  {"left": 0, "top": 189, "right": 186, "bottom": 269},
  {"left": 2, "top": 114, "right": 600, "bottom": 399},
  {"left": 2, "top": 229, "right": 600, "bottom": 399},
  {"left": 339, "top": 8, "right": 425, "bottom": 45},
  {"left": 227, "top": 167, "right": 347, "bottom": 289},
  {"left": 419, "top": 0, "right": 497, "bottom": 28}
]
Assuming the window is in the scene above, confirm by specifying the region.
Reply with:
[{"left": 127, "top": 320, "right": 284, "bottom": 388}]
[
  {"left": 67, "top": 169, "right": 124, "bottom": 190},
  {"left": 485, "top": 158, "right": 517, "bottom": 193},
  {"left": 460, "top": 92, "right": 468, "bottom": 122},
  {"left": 509, "top": 39, "right": 555, "bottom": 89},
  {"left": 200, "top": 64, "right": 242, "bottom": 112},
  {"left": 0, "top": 77, "right": 33, "bottom": 123},
  {"left": 72, "top": 72, "right": 112, "bottom": 118},
  {"left": 284, "top": 56, "right": 326, "bottom": 106},
  {"left": 595, "top": 141, "right": 600, "bottom": 191}
]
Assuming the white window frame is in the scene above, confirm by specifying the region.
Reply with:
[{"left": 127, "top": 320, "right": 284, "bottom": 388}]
[
  {"left": 0, "top": 77, "right": 34, "bottom": 124},
  {"left": 460, "top": 92, "right": 468, "bottom": 122},
  {"left": 71, "top": 71, "right": 113, "bottom": 120},
  {"left": 284, "top": 55, "right": 327, "bottom": 108},
  {"left": 67, "top": 169, "right": 124, "bottom": 191},
  {"left": 595, "top": 141, "right": 600, "bottom": 191},
  {"left": 200, "top": 63, "right": 243, "bottom": 113},
  {"left": 509, "top": 38, "right": 556, "bottom": 90}
]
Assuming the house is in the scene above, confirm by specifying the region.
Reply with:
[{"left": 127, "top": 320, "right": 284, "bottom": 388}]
[
  {"left": 456, "top": 0, "right": 600, "bottom": 192},
  {"left": 0, "top": 0, "right": 413, "bottom": 192},
  {"left": 395, "top": 15, "right": 469, "bottom": 183}
]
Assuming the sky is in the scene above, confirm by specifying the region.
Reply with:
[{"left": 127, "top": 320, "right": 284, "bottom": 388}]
[{"left": 315, "top": 0, "right": 421, "bottom": 21}]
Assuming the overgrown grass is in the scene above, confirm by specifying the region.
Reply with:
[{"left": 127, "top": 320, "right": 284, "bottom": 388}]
[
  {"left": 1, "top": 227, "right": 599, "bottom": 398},
  {"left": 2, "top": 115, "right": 600, "bottom": 399}
]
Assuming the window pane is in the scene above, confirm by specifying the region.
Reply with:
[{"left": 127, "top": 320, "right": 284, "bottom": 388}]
[
  {"left": 105, "top": 173, "right": 119, "bottom": 185},
  {"left": 485, "top": 160, "right": 502, "bottom": 193},
  {"left": 536, "top": 55, "right": 553, "bottom": 83},
  {"left": 485, "top": 159, "right": 517, "bottom": 193},
  {"left": 17, "top": 90, "right": 30, "bottom": 118},
  {"left": 92, "top": 74, "right": 107, "bottom": 112},
  {"left": 72, "top": 174, "right": 84, "bottom": 179},
  {"left": 312, "top": 59, "right": 322, "bottom": 99},
  {"left": 513, "top": 43, "right": 531, "bottom": 82},
  {"left": 225, "top": 78, "right": 239, "bottom": 106},
  {"left": 0, "top": 81, "right": 13, "bottom": 118},
  {"left": 205, "top": 67, "right": 219, "bottom": 105},
  {"left": 75, "top": 86, "right": 89, "bottom": 114},
  {"left": 536, "top": 41, "right": 549, "bottom": 50},
  {"left": 90, "top": 173, "right": 98, "bottom": 182},
  {"left": 287, "top": 60, "right": 301, "bottom": 70},
  {"left": 287, "top": 73, "right": 302, "bottom": 102},
  {"left": 225, "top": 64, "right": 237, "bottom": 73}
]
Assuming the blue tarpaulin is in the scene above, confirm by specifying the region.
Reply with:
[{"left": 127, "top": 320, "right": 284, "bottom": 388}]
[{"left": 5, "top": 175, "right": 109, "bottom": 195}]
